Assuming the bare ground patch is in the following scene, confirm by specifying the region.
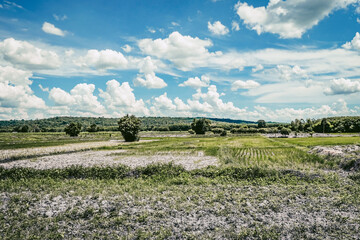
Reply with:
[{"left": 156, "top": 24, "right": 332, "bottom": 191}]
[
  {"left": 309, "top": 145, "right": 360, "bottom": 171},
  {"left": 2, "top": 183, "right": 359, "bottom": 239},
  {"left": 0, "top": 140, "right": 156, "bottom": 162},
  {"left": 0, "top": 150, "right": 218, "bottom": 170}
]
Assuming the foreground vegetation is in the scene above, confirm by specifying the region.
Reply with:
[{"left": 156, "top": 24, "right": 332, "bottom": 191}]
[
  {"left": 1, "top": 164, "right": 359, "bottom": 239},
  {"left": 0, "top": 132, "right": 360, "bottom": 239}
]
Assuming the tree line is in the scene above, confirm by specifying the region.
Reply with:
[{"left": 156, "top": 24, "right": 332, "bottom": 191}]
[
  {"left": 1, "top": 116, "right": 359, "bottom": 134},
  {"left": 0, "top": 116, "right": 253, "bottom": 133},
  {"left": 288, "top": 117, "right": 360, "bottom": 133}
]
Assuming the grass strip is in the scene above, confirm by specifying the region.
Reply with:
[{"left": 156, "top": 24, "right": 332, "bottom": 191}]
[{"left": 0, "top": 163, "right": 325, "bottom": 183}]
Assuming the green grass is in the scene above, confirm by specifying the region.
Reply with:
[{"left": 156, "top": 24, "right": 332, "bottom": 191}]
[
  {"left": 106, "top": 135, "right": 325, "bottom": 170},
  {"left": 0, "top": 132, "right": 124, "bottom": 149},
  {"left": 110, "top": 135, "right": 283, "bottom": 153},
  {"left": 272, "top": 136, "right": 360, "bottom": 147}
]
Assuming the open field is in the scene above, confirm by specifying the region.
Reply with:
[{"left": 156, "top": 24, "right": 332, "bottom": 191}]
[
  {"left": 0, "top": 133, "right": 360, "bottom": 239},
  {"left": 274, "top": 136, "right": 360, "bottom": 147},
  {"left": 0, "top": 132, "right": 125, "bottom": 150}
]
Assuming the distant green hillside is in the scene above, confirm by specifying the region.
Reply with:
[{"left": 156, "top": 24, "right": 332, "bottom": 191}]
[{"left": 0, "top": 116, "right": 255, "bottom": 132}]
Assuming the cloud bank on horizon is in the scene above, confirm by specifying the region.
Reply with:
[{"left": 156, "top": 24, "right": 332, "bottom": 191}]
[{"left": 0, "top": 0, "right": 360, "bottom": 122}]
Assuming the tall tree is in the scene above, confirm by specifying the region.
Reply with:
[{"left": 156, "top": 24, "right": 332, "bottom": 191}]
[
  {"left": 191, "top": 118, "right": 211, "bottom": 134},
  {"left": 257, "top": 119, "right": 266, "bottom": 128},
  {"left": 118, "top": 114, "right": 141, "bottom": 142}
]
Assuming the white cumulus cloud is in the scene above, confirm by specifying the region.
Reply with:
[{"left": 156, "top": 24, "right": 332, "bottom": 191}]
[
  {"left": 0, "top": 38, "right": 61, "bottom": 69},
  {"left": 324, "top": 78, "right": 360, "bottom": 95},
  {"left": 235, "top": 0, "right": 358, "bottom": 38},
  {"left": 133, "top": 56, "right": 167, "bottom": 89},
  {"left": 76, "top": 49, "right": 128, "bottom": 70},
  {"left": 179, "top": 75, "right": 210, "bottom": 89},
  {"left": 49, "top": 87, "right": 75, "bottom": 106},
  {"left": 342, "top": 32, "right": 360, "bottom": 50},
  {"left": 153, "top": 92, "right": 176, "bottom": 111},
  {"left": 99, "top": 79, "right": 149, "bottom": 116},
  {"left": 208, "top": 21, "right": 229, "bottom": 35},
  {"left": 49, "top": 83, "right": 105, "bottom": 115},
  {"left": 0, "top": 66, "right": 46, "bottom": 109},
  {"left": 138, "top": 31, "right": 218, "bottom": 70},
  {"left": 276, "top": 65, "right": 308, "bottom": 81},
  {"left": 138, "top": 31, "right": 246, "bottom": 71},
  {"left": 42, "top": 22, "right": 66, "bottom": 36},
  {"left": 231, "top": 80, "right": 260, "bottom": 91}
]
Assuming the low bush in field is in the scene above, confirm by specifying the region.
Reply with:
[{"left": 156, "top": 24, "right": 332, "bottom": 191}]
[
  {"left": 230, "top": 127, "right": 279, "bottom": 134},
  {"left": 211, "top": 128, "right": 224, "bottom": 134},
  {"left": 188, "top": 129, "right": 195, "bottom": 135}
]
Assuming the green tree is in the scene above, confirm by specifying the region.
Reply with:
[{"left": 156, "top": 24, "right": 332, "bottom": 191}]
[
  {"left": 304, "top": 119, "right": 313, "bottom": 132},
  {"left": 20, "top": 125, "right": 30, "bottom": 132},
  {"left": 257, "top": 119, "right": 266, "bottom": 128},
  {"left": 64, "top": 122, "right": 82, "bottom": 137},
  {"left": 87, "top": 123, "right": 98, "bottom": 132},
  {"left": 280, "top": 128, "right": 291, "bottom": 136},
  {"left": 319, "top": 118, "right": 333, "bottom": 133},
  {"left": 211, "top": 128, "right": 224, "bottom": 134},
  {"left": 191, "top": 118, "right": 211, "bottom": 134},
  {"left": 118, "top": 114, "right": 141, "bottom": 142}
]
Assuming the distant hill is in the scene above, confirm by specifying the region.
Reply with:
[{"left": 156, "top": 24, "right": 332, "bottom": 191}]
[{"left": 0, "top": 116, "right": 254, "bottom": 132}]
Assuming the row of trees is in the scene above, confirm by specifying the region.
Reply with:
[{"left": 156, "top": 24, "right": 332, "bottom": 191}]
[
  {"left": 63, "top": 115, "right": 142, "bottom": 141},
  {"left": 13, "top": 115, "right": 360, "bottom": 140},
  {"left": 64, "top": 116, "right": 223, "bottom": 141},
  {"left": 290, "top": 117, "right": 360, "bottom": 133}
]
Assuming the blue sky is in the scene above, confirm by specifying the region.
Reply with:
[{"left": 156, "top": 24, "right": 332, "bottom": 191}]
[{"left": 1, "top": 0, "right": 360, "bottom": 121}]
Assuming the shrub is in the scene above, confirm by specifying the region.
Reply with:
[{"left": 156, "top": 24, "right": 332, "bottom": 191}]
[
  {"left": 257, "top": 119, "right": 266, "bottom": 128},
  {"left": 14, "top": 125, "right": 30, "bottom": 132},
  {"left": 280, "top": 128, "right": 291, "bottom": 136},
  {"left": 64, "top": 122, "right": 82, "bottom": 137},
  {"left": 211, "top": 128, "right": 224, "bottom": 134},
  {"left": 258, "top": 128, "right": 267, "bottom": 133},
  {"left": 220, "top": 130, "right": 227, "bottom": 136},
  {"left": 191, "top": 118, "right": 211, "bottom": 134},
  {"left": 118, "top": 114, "right": 141, "bottom": 142},
  {"left": 152, "top": 126, "right": 170, "bottom": 131},
  {"left": 188, "top": 129, "right": 195, "bottom": 135},
  {"left": 87, "top": 124, "right": 98, "bottom": 132}
]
